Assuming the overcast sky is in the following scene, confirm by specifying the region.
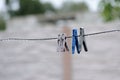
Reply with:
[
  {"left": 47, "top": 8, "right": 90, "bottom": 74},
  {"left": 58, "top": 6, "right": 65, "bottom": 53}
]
[
  {"left": 0, "top": 0, "right": 101, "bottom": 12},
  {"left": 41, "top": 0, "right": 101, "bottom": 11},
  {"left": 0, "top": 0, "right": 5, "bottom": 11}
]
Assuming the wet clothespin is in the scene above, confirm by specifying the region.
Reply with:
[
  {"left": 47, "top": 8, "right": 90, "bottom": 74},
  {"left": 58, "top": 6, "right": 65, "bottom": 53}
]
[
  {"left": 57, "top": 33, "right": 69, "bottom": 52},
  {"left": 72, "top": 29, "right": 80, "bottom": 54},
  {"left": 79, "top": 28, "right": 88, "bottom": 53}
]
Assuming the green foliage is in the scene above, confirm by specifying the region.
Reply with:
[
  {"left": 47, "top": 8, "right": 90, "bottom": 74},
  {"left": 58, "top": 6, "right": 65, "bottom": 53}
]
[
  {"left": 0, "top": 18, "right": 6, "bottom": 31},
  {"left": 61, "top": 1, "right": 89, "bottom": 12},
  {"left": 15, "top": 0, "right": 45, "bottom": 16},
  {"left": 5, "top": 0, "right": 56, "bottom": 16},
  {"left": 101, "top": 2, "right": 114, "bottom": 21},
  {"left": 5, "top": 0, "right": 10, "bottom": 5},
  {"left": 99, "top": 0, "right": 120, "bottom": 22},
  {"left": 17, "top": 0, "right": 45, "bottom": 16}
]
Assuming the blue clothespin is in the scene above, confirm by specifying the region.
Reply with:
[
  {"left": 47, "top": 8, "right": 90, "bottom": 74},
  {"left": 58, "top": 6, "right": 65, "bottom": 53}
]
[
  {"left": 72, "top": 29, "right": 80, "bottom": 54},
  {"left": 79, "top": 28, "right": 88, "bottom": 52}
]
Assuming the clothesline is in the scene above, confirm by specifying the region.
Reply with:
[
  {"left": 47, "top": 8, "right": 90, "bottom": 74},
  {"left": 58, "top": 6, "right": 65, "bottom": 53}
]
[{"left": 0, "top": 29, "right": 120, "bottom": 41}]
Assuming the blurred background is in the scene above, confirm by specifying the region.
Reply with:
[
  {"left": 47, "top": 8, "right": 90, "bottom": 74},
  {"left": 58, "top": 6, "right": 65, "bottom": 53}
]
[{"left": 0, "top": 0, "right": 120, "bottom": 80}]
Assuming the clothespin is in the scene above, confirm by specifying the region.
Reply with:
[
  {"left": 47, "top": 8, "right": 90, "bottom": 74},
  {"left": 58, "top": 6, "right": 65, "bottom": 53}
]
[
  {"left": 79, "top": 28, "right": 88, "bottom": 52},
  {"left": 57, "top": 33, "right": 69, "bottom": 52},
  {"left": 72, "top": 29, "right": 80, "bottom": 54}
]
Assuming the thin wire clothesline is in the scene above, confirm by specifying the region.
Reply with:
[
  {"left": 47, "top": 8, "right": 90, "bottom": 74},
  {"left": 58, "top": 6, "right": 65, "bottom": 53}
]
[{"left": 0, "top": 29, "right": 120, "bottom": 41}]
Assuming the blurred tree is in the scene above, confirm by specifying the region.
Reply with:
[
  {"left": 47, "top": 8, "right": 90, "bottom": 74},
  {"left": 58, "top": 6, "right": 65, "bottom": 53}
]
[
  {"left": 5, "top": 0, "right": 47, "bottom": 16},
  {"left": 99, "top": 0, "right": 120, "bottom": 21},
  {"left": 5, "top": 0, "right": 56, "bottom": 16},
  {"left": 17, "top": 0, "right": 45, "bottom": 16},
  {"left": 43, "top": 2, "right": 56, "bottom": 12},
  {"left": 61, "top": 1, "right": 89, "bottom": 12},
  {"left": 5, "top": 0, "right": 12, "bottom": 15},
  {"left": 0, "top": 16, "right": 6, "bottom": 31}
]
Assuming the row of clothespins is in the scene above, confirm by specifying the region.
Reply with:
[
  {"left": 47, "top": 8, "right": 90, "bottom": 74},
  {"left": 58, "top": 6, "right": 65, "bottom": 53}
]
[{"left": 57, "top": 28, "right": 88, "bottom": 54}]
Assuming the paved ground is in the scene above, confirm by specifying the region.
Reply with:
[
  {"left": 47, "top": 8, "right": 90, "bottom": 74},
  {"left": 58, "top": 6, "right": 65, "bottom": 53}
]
[{"left": 0, "top": 15, "right": 120, "bottom": 80}]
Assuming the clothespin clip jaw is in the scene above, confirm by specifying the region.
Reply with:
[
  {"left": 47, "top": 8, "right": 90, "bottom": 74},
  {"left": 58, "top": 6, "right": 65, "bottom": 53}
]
[
  {"left": 72, "top": 29, "right": 80, "bottom": 54},
  {"left": 73, "top": 29, "right": 78, "bottom": 37},
  {"left": 57, "top": 33, "right": 69, "bottom": 52},
  {"left": 79, "top": 28, "right": 88, "bottom": 52},
  {"left": 62, "top": 34, "right": 69, "bottom": 51}
]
